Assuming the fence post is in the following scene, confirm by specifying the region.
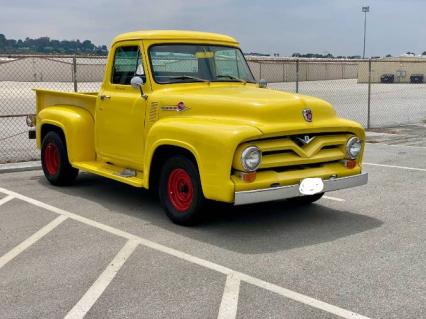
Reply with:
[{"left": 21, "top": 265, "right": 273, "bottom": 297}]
[
  {"left": 72, "top": 55, "right": 78, "bottom": 92},
  {"left": 259, "top": 61, "right": 262, "bottom": 80},
  {"left": 367, "top": 58, "right": 372, "bottom": 129},
  {"left": 296, "top": 59, "right": 299, "bottom": 93}
]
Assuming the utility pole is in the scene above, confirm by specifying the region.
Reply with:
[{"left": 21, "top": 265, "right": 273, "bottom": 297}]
[{"left": 362, "top": 6, "right": 370, "bottom": 59}]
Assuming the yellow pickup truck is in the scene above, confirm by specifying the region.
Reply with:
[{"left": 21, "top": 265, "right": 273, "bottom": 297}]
[{"left": 30, "top": 30, "right": 367, "bottom": 225}]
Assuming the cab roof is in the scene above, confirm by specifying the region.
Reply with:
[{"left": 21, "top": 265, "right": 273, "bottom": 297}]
[{"left": 113, "top": 30, "right": 239, "bottom": 45}]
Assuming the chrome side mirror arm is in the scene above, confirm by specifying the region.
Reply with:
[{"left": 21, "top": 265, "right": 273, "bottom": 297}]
[{"left": 130, "top": 76, "right": 148, "bottom": 100}]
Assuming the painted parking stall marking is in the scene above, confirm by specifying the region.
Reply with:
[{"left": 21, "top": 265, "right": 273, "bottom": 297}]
[
  {"left": 0, "top": 186, "right": 371, "bottom": 319},
  {"left": 323, "top": 195, "right": 345, "bottom": 202},
  {"left": 64, "top": 239, "right": 140, "bottom": 319},
  {"left": 217, "top": 273, "right": 241, "bottom": 319},
  {"left": 0, "top": 194, "right": 14, "bottom": 206},
  {"left": 0, "top": 215, "right": 67, "bottom": 269},
  {"left": 364, "top": 162, "right": 426, "bottom": 172}
]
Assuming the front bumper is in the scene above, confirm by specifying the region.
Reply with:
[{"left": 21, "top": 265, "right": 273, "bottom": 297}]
[{"left": 234, "top": 173, "right": 368, "bottom": 205}]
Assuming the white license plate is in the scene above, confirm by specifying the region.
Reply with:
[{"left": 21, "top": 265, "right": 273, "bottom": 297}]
[{"left": 299, "top": 178, "right": 324, "bottom": 195}]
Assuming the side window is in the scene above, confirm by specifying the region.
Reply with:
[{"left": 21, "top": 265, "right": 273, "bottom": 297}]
[{"left": 111, "top": 46, "right": 145, "bottom": 85}]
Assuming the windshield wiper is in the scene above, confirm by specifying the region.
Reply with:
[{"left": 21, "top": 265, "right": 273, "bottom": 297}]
[
  {"left": 168, "top": 75, "right": 209, "bottom": 83},
  {"left": 216, "top": 74, "right": 247, "bottom": 84}
]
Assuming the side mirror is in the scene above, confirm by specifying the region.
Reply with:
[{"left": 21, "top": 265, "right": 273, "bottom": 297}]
[
  {"left": 130, "top": 76, "right": 144, "bottom": 89},
  {"left": 258, "top": 79, "right": 268, "bottom": 88},
  {"left": 130, "top": 76, "right": 147, "bottom": 99}
]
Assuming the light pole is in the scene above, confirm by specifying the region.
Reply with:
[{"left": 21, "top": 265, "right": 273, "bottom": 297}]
[{"left": 362, "top": 6, "right": 370, "bottom": 59}]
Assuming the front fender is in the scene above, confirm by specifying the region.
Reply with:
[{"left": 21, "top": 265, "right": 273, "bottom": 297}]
[
  {"left": 144, "top": 117, "right": 262, "bottom": 202},
  {"left": 37, "top": 106, "right": 95, "bottom": 163}
]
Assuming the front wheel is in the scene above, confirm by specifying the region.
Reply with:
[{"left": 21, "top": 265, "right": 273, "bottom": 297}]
[
  {"left": 159, "top": 156, "right": 205, "bottom": 225},
  {"left": 41, "top": 131, "right": 78, "bottom": 186}
]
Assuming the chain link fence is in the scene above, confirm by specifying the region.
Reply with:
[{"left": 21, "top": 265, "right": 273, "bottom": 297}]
[
  {"left": 0, "top": 55, "right": 106, "bottom": 163},
  {"left": 248, "top": 58, "right": 426, "bottom": 129},
  {"left": 1, "top": 54, "right": 426, "bottom": 163}
]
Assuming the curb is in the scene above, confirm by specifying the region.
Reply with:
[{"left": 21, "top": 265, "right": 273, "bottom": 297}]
[{"left": 0, "top": 161, "right": 41, "bottom": 174}]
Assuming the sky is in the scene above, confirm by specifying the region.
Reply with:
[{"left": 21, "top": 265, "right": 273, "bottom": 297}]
[{"left": 1, "top": 0, "right": 425, "bottom": 57}]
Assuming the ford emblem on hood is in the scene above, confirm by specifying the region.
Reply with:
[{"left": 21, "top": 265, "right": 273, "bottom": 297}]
[{"left": 302, "top": 109, "right": 313, "bottom": 122}]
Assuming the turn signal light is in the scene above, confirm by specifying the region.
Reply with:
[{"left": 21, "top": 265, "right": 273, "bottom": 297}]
[
  {"left": 344, "top": 159, "right": 357, "bottom": 169},
  {"left": 240, "top": 171, "right": 256, "bottom": 182}
]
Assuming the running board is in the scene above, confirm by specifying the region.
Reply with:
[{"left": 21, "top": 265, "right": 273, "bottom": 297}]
[{"left": 72, "top": 161, "right": 144, "bottom": 187}]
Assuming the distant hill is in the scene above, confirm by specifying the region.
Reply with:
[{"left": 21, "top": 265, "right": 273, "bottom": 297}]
[{"left": 0, "top": 34, "right": 108, "bottom": 55}]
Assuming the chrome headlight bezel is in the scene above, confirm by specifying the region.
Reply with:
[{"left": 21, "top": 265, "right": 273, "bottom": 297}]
[
  {"left": 241, "top": 146, "right": 262, "bottom": 172},
  {"left": 346, "top": 136, "right": 362, "bottom": 159}
]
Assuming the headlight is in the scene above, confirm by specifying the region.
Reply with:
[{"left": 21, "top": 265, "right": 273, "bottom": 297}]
[
  {"left": 346, "top": 136, "right": 362, "bottom": 159},
  {"left": 241, "top": 146, "right": 262, "bottom": 171}
]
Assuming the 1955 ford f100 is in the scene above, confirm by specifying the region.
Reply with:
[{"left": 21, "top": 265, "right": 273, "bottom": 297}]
[{"left": 29, "top": 30, "right": 368, "bottom": 225}]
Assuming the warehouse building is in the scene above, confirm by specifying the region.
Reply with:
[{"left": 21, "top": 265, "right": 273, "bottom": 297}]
[{"left": 358, "top": 57, "right": 426, "bottom": 83}]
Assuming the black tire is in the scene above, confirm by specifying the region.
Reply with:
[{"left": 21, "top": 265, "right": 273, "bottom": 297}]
[
  {"left": 41, "top": 131, "right": 78, "bottom": 186},
  {"left": 287, "top": 192, "right": 324, "bottom": 205},
  {"left": 159, "top": 155, "right": 205, "bottom": 225}
]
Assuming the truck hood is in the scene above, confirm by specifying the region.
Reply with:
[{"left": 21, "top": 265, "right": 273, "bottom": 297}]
[{"left": 153, "top": 84, "right": 360, "bottom": 136}]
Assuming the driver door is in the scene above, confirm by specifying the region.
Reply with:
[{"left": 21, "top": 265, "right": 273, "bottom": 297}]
[{"left": 95, "top": 42, "right": 147, "bottom": 170}]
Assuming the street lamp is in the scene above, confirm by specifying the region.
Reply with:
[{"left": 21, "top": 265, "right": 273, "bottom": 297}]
[{"left": 362, "top": 6, "right": 370, "bottom": 59}]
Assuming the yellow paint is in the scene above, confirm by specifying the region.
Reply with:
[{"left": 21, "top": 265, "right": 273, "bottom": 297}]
[
  {"left": 72, "top": 161, "right": 144, "bottom": 187},
  {"left": 34, "top": 30, "right": 366, "bottom": 203}
]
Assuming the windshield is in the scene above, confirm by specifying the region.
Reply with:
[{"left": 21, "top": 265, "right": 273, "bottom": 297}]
[{"left": 149, "top": 44, "right": 256, "bottom": 84}]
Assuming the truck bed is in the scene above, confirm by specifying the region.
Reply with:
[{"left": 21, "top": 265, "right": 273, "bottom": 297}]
[{"left": 34, "top": 89, "right": 97, "bottom": 117}]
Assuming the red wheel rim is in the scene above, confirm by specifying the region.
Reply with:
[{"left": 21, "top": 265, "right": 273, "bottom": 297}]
[
  {"left": 44, "top": 143, "right": 60, "bottom": 176},
  {"left": 167, "top": 168, "right": 194, "bottom": 212}
]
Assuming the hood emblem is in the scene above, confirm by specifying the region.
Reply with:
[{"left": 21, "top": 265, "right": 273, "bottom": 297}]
[
  {"left": 294, "top": 135, "right": 316, "bottom": 145},
  {"left": 302, "top": 109, "right": 313, "bottom": 122}
]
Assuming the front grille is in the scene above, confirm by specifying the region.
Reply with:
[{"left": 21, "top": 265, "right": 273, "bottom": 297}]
[{"left": 242, "top": 133, "right": 349, "bottom": 171}]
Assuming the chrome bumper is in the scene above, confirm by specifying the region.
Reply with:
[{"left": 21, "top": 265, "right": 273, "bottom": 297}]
[{"left": 234, "top": 173, "right": 368, "bottom": 205}]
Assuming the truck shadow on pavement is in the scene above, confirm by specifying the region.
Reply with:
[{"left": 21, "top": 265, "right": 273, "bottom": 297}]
[{"left": 36, "top": 173, "right": 383, "bottom": 254}]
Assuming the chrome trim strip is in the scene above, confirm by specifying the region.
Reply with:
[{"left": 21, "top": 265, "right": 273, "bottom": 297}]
[{"left": 234, "top": 173, "right": 368, "bottom": 205}]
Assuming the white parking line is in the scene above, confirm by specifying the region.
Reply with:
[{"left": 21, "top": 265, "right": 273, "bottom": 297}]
[
  {"left": 0, "top": 195, "right": 14, "bottom": 207},
  {"left": 364, "top": 162, "right": 426, "bottom": 172},
  {"left": 239, "top": 273, "right": 370, "bottom": 319},
  {"left": 0, "top": 215, "right": 67, "bottom": 269},
  {"left": 323, "top": 196, "right": 345, "bottom": 202},
  {"left": 366, "top": 143, "right": 426, "bottom": 150},
  {"left": 0, "top": 187, "right": 371, "bottom": 319},
  {"left": 217, "top": 273, "right": 241, "bottom": 319},
  {"left": 64, "top": 239, "right": 139, "bottom": 319}
]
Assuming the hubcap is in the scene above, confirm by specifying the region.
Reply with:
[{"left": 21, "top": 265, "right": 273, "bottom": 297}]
[
  {"left": 44, "top": 143, "right": 60, "bottom": 176},
  {"left": 167, "top": 168, "right": 194, "bottom": 212}
]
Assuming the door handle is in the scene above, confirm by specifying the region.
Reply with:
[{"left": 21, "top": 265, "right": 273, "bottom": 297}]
[{"left": 99, "top": 95, "right": 111, "bottom": 101}]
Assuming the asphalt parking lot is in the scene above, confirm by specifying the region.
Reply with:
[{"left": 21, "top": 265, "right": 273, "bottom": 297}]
[{"left": 0, "top": 143, "right": 425, "bottom": 319}]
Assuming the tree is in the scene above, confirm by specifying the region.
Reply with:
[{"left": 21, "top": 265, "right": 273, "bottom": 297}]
[
  {"left": 0, "top": 34, "right": 6, "bottom": 48},
  {"left": 0, "top": 34, "right": 108, "bottom": 55}
]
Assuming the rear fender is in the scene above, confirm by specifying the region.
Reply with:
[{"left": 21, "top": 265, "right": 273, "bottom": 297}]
[{"left": 37, "top": 106, "right": 95, "bottom": 163}]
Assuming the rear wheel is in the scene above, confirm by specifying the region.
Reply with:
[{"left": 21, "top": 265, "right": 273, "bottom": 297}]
[
  {"left": 41, "top": 131, "right": 78, "bottom": 186},
  {"left": 288, "top": 192, "right": 324, "bottom": 205},
  {"left": 159, "top": 155, "right": 205, "bottom": 225}
]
